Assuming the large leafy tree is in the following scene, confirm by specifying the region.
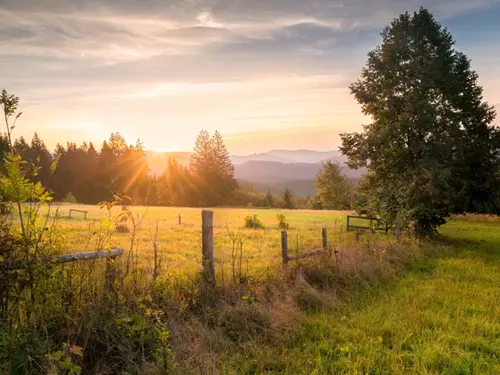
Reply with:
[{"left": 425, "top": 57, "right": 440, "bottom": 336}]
[{"left": 340, "top": 8, "right": 499, "bottom": 236}]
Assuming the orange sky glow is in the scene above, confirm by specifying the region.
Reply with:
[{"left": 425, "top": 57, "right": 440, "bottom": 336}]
[{"left": 2, "top": 0, "right": 499, "bottom": 154}]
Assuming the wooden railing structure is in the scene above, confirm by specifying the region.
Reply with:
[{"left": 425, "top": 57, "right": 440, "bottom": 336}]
[
  {"left": 1, "top": 248, "right": 124, "bottom": 270},
  {"left": 281, "top": 228, "right": 329, "bottom": 271},
  {"left": 69, "top": 208, "right": 88, "bottom": 220},
  {"left": 346, "top": 215, "right": 388, "bottom": 233}
]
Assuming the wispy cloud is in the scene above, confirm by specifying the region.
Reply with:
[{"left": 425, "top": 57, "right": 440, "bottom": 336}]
[{"left": 0, "top": 0, "right": 499, "bottom": 152}]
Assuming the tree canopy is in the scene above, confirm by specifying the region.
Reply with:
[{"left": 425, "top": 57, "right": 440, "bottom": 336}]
[
  {"left": 340, "top": 8, "right": 499, "bottom": 236},
  {"left": 315, "top": 161, "right": 351, "bottom": 210}
]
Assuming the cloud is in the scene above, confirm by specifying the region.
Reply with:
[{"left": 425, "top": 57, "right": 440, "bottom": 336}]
[{"left": 1, "top": 0, "right": 499, "bottom": 150}]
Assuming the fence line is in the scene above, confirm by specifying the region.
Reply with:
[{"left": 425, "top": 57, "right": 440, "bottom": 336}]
[
  {"left": 69, "top": 208, "right": 88, "bottom": 220},
  {"left": 1, "top": 248, "right": 124, "bottom": 270},
  {"left": 281, "top": 228, "right": 329, "bottom": 270}
]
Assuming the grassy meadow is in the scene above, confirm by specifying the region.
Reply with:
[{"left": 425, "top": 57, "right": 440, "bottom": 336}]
[
  {"left": 6, "top": 204, "right": 500, "bottom": 373},
  {"left": 218, "top": 216, "right": 500, "bottom": 374},
  {"left": 40, "top": 204, "right": 361, "bottom": 281}
]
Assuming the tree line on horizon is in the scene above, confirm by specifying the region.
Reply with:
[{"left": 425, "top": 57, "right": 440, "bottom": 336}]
[{"left": 0, "top": 128, "right": 344, "bottom": 209}]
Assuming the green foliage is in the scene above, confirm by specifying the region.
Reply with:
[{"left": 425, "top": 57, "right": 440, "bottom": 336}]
[
  {"left": 282, "top": 188, "right": 294, "bottom": 209},
  {"left": 340, "top": 8, "right": 499, "bottom": 236},
  {"left": 63, "top": 191, "right": 77, "bottom": 203},
  {"left": 190, "top": 130, "right": 237, "bottom": 206},
  {"left": 315, "top": 161, "right": 352, "bottom": 210},
  {"left": 276, "top": 213, "right": 290, "bottom": 230},
  {"left": 244, "top": 215, "right": 265, "bottom": 229}
]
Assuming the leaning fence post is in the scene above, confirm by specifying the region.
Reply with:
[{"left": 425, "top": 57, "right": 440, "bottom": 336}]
[
  {"left": 69, "top": 209, "right": 72, "bottom": 218},
  {"left": 281, "top": 230, "right": 289, "bottom": 272},
  {"left": 202, "top": 210, "right": 215, "bottom": 286},
  {"left": 322, "top": 228, "right": 327, "bottom": 251},
  {"left": 178, "top": 214, "right": 182, "bottom": 225}
]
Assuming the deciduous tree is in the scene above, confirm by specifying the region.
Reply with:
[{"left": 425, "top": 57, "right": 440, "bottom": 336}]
[{"left": 340, "top": 8, "right": 499, "bottom": 236}]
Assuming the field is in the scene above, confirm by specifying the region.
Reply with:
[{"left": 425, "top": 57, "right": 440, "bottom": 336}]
[
  {"left": 43, "top": 204, "right": 358, "bottom": 281},
  {"left": 218, "top": 216, "right": 500, "bottom": 374},
  {"left": 7, "top": 205, "right": 500, "bottom": 373}
]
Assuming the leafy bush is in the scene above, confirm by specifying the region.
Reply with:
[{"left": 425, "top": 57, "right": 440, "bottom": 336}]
[
  {"left": 276, "top": 213, "right": 290, "bottom": 230},
  {"left": 244, "top": 215, "right": 264, "bottom": 229},
  {"left": 63, "top": 192, "right": 77, "bottom": 203}
]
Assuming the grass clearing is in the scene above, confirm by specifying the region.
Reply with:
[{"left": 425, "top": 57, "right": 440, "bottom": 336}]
[
  {"left": 217, "top": 217, "right": 500, "bottom": 374},
  {"left": 37, "top": 205, "right": 355, "bottom": 281}
]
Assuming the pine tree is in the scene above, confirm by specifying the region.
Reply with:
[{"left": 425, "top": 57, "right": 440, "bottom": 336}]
[
  {"left": 340, "top": 8, "right": 498, "bottom": 236},
  {"left": 211, "top": 130, "right": 237, "bottom": 204},
  {"left": 189, "top": 130, "right": 236, "bottom": 206},
  {"left": 283, "top": 188, "right": 294, "bottom": 209}
]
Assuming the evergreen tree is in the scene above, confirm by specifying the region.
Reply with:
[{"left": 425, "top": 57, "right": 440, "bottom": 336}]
[
  {"left": 340, "top": 8, "right": 498, "bottom": 236},
  {"left": 283, "top": 188, "right": 294, "bottom": 209},
  {"left": 265, "top": 191, "right": 274, "bottom": 207},
  {"left": 190, "top": 130, "right": 236, "bottom": 206},
  {"left": 211, "top": 130, "right": 237, "bottom": 204}
]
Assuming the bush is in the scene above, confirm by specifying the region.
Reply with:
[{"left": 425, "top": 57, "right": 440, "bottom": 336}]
[
  {"left": 63, "top": 192, "right": 77, "bottom": 204},
  {"left": 276, "top": 213, "right": 289, "bottom": 231},
  {"left": 115, "top": 223, "right": 130, "bottom": 233},
  {"left": 244, "top": 215, "right": 264, "bottom": 229}
]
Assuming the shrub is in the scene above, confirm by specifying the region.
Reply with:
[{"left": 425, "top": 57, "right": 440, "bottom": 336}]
[
  {"left": 244, "top": 215, "right": 264, "bottom": 229},
  {"left": 115, "top": 223, "right": 130, "bottom": 233},
  {"left": 63, "top": 192, "right": 77, "bottom": 204},
  {"left": 294, "top": 285, "right": 334, "bottom": 313},
  {"left": 276, "top": 213, "right": 289, "bottom": 231}
]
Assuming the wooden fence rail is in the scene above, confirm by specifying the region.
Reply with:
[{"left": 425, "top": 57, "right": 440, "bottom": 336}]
[
  {"left": 1, "top": 248, "right": 124, "bottom": 270},
  {"left": 69, "top": 209, "right": 88, "bottom": 220},
  {"left": 281, "top": 228, "right": 328, "bottom": 270},
  {"left": 346, "top": 215, "right": 388, "bottom": 233}
]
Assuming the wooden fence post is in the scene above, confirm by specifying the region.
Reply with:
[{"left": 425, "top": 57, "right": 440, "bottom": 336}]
[
  {"left": 253, "top": 215, "right": 257, "bottom": 229},
  {"left": 84, "top": 211, "right": 88, "bottom": 220},
  {"left": 346, "top": 216, "right": 350, "bottom": 231},
  {"left": 355, "top": 230, "right": 360, "bottom": 242},
  {"left": 281, "top": 230, "right": 289, "bottom": 271},
  {"left": 202, "top": 210, "right": 215, "bottom": 286},
  {"left": 322, "top": 228, "right": 327, "bottom": 251},
  {"left": 178, "top": 214, "right": 182, "bottom": 225},
  {"left": 69, "top": 209, "right": 73, "bottom": 218}
]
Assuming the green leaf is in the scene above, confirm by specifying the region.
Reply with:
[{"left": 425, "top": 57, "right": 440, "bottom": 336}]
[{"left": 48, "top": 350, "right": 64, "bottom": 361}]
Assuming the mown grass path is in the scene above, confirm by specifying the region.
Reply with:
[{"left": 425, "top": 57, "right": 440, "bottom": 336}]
[{"left": 225, "top": 218, "right": 500, "bottom": 374}]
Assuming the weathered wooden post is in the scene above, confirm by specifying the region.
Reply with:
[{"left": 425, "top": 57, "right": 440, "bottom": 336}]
[
  {"left": 105, "top": 255, "right": 118, "bottom": 293},
  {"left": 69, "top": 209, "right": 73, "bottom": 218},
  {"left": 322, "top": 228, "right": 328, "bottom": 251},
  {"left": 281, "top": 230, "right": 289, "bottom": 272},
  {"left": 346, "top": 215, "right": 350, "bottom": 231},
  {"left": 355, "top": 230, "right": 360, "bottom": 242},
  {"left": 84, "top": 211, "right": 88, "bottom": 220},
  {"left": 178, "top": 214, "right": 182, "bottom": 225},
  {"left": 202, "top": 210, "right": 215, "bottom": 286}
]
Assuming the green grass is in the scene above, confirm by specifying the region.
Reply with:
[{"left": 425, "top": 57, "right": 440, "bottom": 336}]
[
  {"left": 35, "top": 205, "right": 354, "bottom": 281},
  {"left": 219, "top": 217, "right": 500, "bottom": 374}
]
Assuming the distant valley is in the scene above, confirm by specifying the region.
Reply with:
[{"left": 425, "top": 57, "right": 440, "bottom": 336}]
[{"left": 146, "top": 149, "right": 365, "bottom": 197}]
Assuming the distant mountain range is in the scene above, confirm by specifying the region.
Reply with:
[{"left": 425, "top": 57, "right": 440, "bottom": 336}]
[{"left": 145, "top": 149, "right": 365, "bottom": 197}]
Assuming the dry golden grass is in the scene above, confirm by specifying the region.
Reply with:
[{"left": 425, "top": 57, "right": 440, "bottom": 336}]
[{"left": 35, "top": 204, "right": 363, "bottom": 283}]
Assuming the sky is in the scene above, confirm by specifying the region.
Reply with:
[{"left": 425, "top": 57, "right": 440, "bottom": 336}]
[{"left": 1, "top": 0, "right": 499, "bottom": 155}]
